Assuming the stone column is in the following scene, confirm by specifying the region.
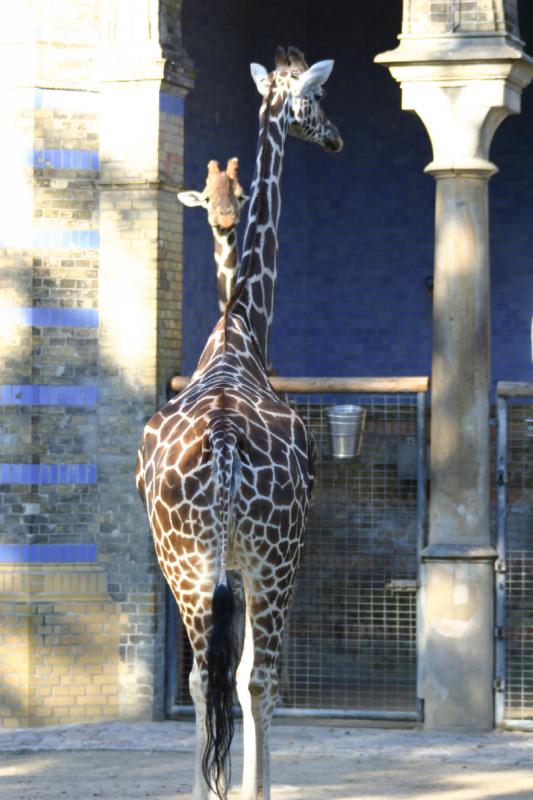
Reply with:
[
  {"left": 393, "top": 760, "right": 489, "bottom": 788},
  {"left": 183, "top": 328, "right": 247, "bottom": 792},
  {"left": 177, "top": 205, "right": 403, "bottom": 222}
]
[
  {"left": 376, "top": 1, "right": 533, "bottom": 730},
  {"left": 97, "top": 0, "right": 193, "bottom": 718}
]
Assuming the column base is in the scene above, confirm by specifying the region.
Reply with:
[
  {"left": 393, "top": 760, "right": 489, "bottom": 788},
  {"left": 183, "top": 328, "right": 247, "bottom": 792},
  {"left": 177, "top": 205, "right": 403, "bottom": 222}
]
[{"left": 420, "top": 558, "right": 495, "bottom": 731}]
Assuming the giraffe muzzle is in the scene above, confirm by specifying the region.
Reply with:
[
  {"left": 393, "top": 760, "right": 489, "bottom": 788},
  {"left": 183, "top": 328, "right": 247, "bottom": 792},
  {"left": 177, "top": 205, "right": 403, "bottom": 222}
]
[
  {"left": 323, "top": 125, "right": 343, "bottom": 152},
  {"left": 218, "top": 214, "right": 236, "bottom": 229}
]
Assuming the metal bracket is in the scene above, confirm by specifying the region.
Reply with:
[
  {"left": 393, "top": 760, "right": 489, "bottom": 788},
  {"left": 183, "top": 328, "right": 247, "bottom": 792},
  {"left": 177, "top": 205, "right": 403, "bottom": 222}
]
[
  {"left": 495, "top": 625, "right": 505, "bottom": 641},
  {"left": 386, "top": 579, "right": 418, "bottom": 594},
  {"left": 494, "top": 559, "right": 507, "bottom": 574},
  {"left": 493, "top": 677, "right": 506, "bottom": 692},
  {"left": 496, "top": 469, "right": 507, "bottom": 487}
]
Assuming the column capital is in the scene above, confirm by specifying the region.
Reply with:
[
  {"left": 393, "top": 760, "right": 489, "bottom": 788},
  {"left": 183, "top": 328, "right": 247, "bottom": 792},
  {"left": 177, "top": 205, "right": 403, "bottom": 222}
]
[
  {"left": 376, "top": 35, "right": 533, "bottom": 174},
  {"left": 97, "top": 0, "right": 194, "bottom": 91}
]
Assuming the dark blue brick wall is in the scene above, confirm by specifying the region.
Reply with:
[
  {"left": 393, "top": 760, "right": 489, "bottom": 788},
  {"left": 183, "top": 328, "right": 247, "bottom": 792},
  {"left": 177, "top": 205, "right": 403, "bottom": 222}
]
[{"left": 181, "top": 0, "right": 533, "bottom": 389}]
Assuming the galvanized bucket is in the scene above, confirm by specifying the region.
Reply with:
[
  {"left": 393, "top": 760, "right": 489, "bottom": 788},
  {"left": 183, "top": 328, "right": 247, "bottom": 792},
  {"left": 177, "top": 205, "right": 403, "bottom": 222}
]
[{"left": 326, "top": 404, "right": 366, "bottom": 460}]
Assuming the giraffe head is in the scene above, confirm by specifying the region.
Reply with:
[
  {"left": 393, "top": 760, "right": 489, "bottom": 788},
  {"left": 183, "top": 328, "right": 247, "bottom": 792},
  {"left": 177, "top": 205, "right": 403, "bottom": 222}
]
[
  {"left": 178, "top": 158, "right": 248, "bottom": 232},
  {"left": 250, "top": 46, "right": 343, "bottom": 153}
]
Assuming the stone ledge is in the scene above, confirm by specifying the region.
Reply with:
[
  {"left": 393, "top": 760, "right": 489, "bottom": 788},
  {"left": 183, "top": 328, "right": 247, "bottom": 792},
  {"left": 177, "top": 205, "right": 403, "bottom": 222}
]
[{"left": 421, "top": 543, "right": 498, "bottom": 561}]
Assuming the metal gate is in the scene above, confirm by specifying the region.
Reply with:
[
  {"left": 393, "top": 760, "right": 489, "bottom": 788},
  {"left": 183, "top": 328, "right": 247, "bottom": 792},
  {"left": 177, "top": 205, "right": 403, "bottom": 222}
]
[
  {"left": 495, "top": 382, "right": 533, "bottom": 729},
  {"left": 167, "top": 377, "right": 428, "bottom": 721}
]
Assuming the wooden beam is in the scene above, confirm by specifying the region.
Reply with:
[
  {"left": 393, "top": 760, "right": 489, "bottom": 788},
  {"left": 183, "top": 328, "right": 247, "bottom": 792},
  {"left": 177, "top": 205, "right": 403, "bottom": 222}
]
[
  {"left": 170, "top": 375, "right": 430, "bottom": 394},
  {"left": 496, "top": 381, "right": 533, "bottom": 398}
]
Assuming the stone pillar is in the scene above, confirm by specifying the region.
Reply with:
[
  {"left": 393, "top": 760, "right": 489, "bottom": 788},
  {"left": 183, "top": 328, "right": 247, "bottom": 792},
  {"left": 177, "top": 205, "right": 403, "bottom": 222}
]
[
  {"left": 376, "top": 1, "right": 533, "bottom": 730},
  {"left": 97, "top": 0, "right": 193, "bottom": 718}
]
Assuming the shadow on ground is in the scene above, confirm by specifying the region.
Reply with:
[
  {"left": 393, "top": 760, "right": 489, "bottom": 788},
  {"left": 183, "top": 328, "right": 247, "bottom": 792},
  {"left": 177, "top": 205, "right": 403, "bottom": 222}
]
[{"left": 1, "top": 747, "right": 532, "bottom": 800}]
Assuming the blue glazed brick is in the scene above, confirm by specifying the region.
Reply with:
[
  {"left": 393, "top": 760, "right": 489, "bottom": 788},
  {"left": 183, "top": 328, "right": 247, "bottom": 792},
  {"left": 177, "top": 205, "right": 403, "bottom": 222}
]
[
  {"left": 32, "top": 229, "right": 99, "bottom": 250},
  {"left": 160, "top": 92, "right": 185, "bottom": 117},
  {"left": 29, "top": 148, "right": 99, "bottom": 171},
  {"left": 0, "top": 462, "right": 96, "bottom": 484},
  {"left": 86, "top": 309, "right": 99, "bottom": 327},
  {"left": 7, "top": 307, "right": 99, "bottom": 328},
  {"left": 48, "top": 544, "right": 61, "bottom": 562},
  {"left": 29, "top": 546, "right": 40, "bottom": 563},
  {"left": 57, "top": 386, "right": 69, "bottom": 405},
  {"left": 1, "top": 386, "right": 9, "bottom": 403},
  {"left": 0, "top": 545, "right": 15, "bottom": 562},
  {"left": 0, "top": 543, "right": 98, "bottom": 563}
]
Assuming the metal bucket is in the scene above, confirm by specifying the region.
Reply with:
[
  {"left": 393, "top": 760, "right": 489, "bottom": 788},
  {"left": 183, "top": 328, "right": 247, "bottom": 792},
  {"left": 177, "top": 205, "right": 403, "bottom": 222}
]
[{"left": 326, "top": 404, "right": 366, "bottom": 460}]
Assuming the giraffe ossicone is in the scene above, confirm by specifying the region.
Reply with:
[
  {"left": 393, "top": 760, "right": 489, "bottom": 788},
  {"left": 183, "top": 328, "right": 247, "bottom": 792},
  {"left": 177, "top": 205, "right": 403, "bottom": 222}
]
[{"left": 136, "top": 45, "right": 342, "bottom": 800}]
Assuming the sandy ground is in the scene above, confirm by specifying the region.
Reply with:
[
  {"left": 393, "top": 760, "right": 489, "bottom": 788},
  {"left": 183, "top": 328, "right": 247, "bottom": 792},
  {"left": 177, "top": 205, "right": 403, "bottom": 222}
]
[{"left": 0, "top": 720, "right": 532, "bottom": 800}]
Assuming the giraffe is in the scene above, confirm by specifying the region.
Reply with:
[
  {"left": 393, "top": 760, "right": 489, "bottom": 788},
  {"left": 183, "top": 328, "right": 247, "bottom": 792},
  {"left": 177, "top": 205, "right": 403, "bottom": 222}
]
[
  {"left": 136, "top": 46, "right": 342, "bottom": 800},
  {"left": 178, "top": 157, "right": 248, "bottom": 314}
]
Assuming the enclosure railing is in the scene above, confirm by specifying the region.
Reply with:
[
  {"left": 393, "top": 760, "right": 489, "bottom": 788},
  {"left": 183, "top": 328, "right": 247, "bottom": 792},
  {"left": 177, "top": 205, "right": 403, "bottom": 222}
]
[
  {"left": 495, "top": 381, "right": 533, "bottom": 730},
  {"left": 166, "top": 376, "right": 429, "bottom": 721}
]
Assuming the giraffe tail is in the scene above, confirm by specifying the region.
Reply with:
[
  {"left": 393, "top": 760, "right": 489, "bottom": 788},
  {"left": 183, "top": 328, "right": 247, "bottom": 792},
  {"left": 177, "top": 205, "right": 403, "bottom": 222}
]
[{"left": 202, "top": 419, "right": 240, "bottom": 799}]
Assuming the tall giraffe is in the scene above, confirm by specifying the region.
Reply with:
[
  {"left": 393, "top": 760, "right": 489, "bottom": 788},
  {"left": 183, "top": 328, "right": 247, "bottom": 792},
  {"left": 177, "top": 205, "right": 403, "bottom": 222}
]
[
  {"left": 178, "top": 157, "right": 248, "bottom": 314},
  {"left": 136, "top": 47, "right": 342, "bottom": 800}
]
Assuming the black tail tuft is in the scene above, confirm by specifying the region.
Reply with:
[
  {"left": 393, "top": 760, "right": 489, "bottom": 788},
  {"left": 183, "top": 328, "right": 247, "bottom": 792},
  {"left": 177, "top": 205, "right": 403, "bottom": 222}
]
[{"left": 202, "top": 580, "right": 238, "bottom": 799}]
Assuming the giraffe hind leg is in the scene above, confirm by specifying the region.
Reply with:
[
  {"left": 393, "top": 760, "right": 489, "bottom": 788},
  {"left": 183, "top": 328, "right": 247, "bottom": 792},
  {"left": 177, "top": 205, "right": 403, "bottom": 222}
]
[{"left": 172, "top": 570, "right": 238, "bottom": 800}]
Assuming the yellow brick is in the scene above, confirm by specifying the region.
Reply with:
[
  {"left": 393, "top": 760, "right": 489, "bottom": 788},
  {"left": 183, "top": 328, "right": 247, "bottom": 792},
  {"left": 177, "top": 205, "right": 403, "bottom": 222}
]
[
  {"left": 52, "top": 686, "right": 70, "bottom": 697},
  {"left": 76, "top": 653, "right": 104, "bottom": 664},
  {"left": 33, "top": 707, "right": 52, "bottom": 717},
  {"left": 60, "top": 674, "right": 91, "bottom": 686},
  {"left": 82, "top": 684, "right": 104, "bottom": 698},
  {"left": 43, "top": 695, "right": 66, "bottom": 707},
  {"left": 76, "top": 695, "right": 100, "bottom": 706},
  {"left": 92, "top": 673, "right": 112, "bottom": 685},
  {"left": 1, "top": 718, "right": 19, "bottom": 728},
  {"left": 76, "top": 705, "right": 103, "bottom": 717}
]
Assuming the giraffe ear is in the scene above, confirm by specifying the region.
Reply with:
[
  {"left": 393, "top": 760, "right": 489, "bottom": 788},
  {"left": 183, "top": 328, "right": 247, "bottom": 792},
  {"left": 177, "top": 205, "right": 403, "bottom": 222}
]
[
  {"left": 177, "top": 190, "right": 207, "bottom": 208},
  {"left": 295, "top": 59, "right": 334, "bottom": 95},
  {"left": 250, "top": 63, "right": 269, "bottom": 95}
]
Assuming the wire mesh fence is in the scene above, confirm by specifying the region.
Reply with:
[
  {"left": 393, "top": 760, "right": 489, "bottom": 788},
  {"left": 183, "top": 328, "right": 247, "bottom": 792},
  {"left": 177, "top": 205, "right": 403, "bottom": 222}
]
[
  {"left": 170, "top": 379, "right": 427, "bottom": 719},
  {"left": 279, "top": 392, "right": 423, "bottom": 716},
  {"left": 497, "top": 388, "right": 533, "bottom": 725}
]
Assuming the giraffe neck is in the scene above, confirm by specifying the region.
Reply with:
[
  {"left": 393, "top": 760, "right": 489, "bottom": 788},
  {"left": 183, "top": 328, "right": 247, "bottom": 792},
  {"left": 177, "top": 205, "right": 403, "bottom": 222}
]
[
  {"left": 213, "top": 227, "right": 239, "bottom": 314},
  {"left": 228, "top": 87, "right": 289, "bottom": 367}
]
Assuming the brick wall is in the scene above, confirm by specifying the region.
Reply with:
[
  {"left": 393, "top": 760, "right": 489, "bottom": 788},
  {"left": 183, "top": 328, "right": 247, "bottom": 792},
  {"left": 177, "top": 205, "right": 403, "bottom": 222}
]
[
  {"left": 0, "top": 0, "right": 192, "bottom": 725},
  {"left": 0, "top": 561, "right": 120, "bottom": 727}
]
